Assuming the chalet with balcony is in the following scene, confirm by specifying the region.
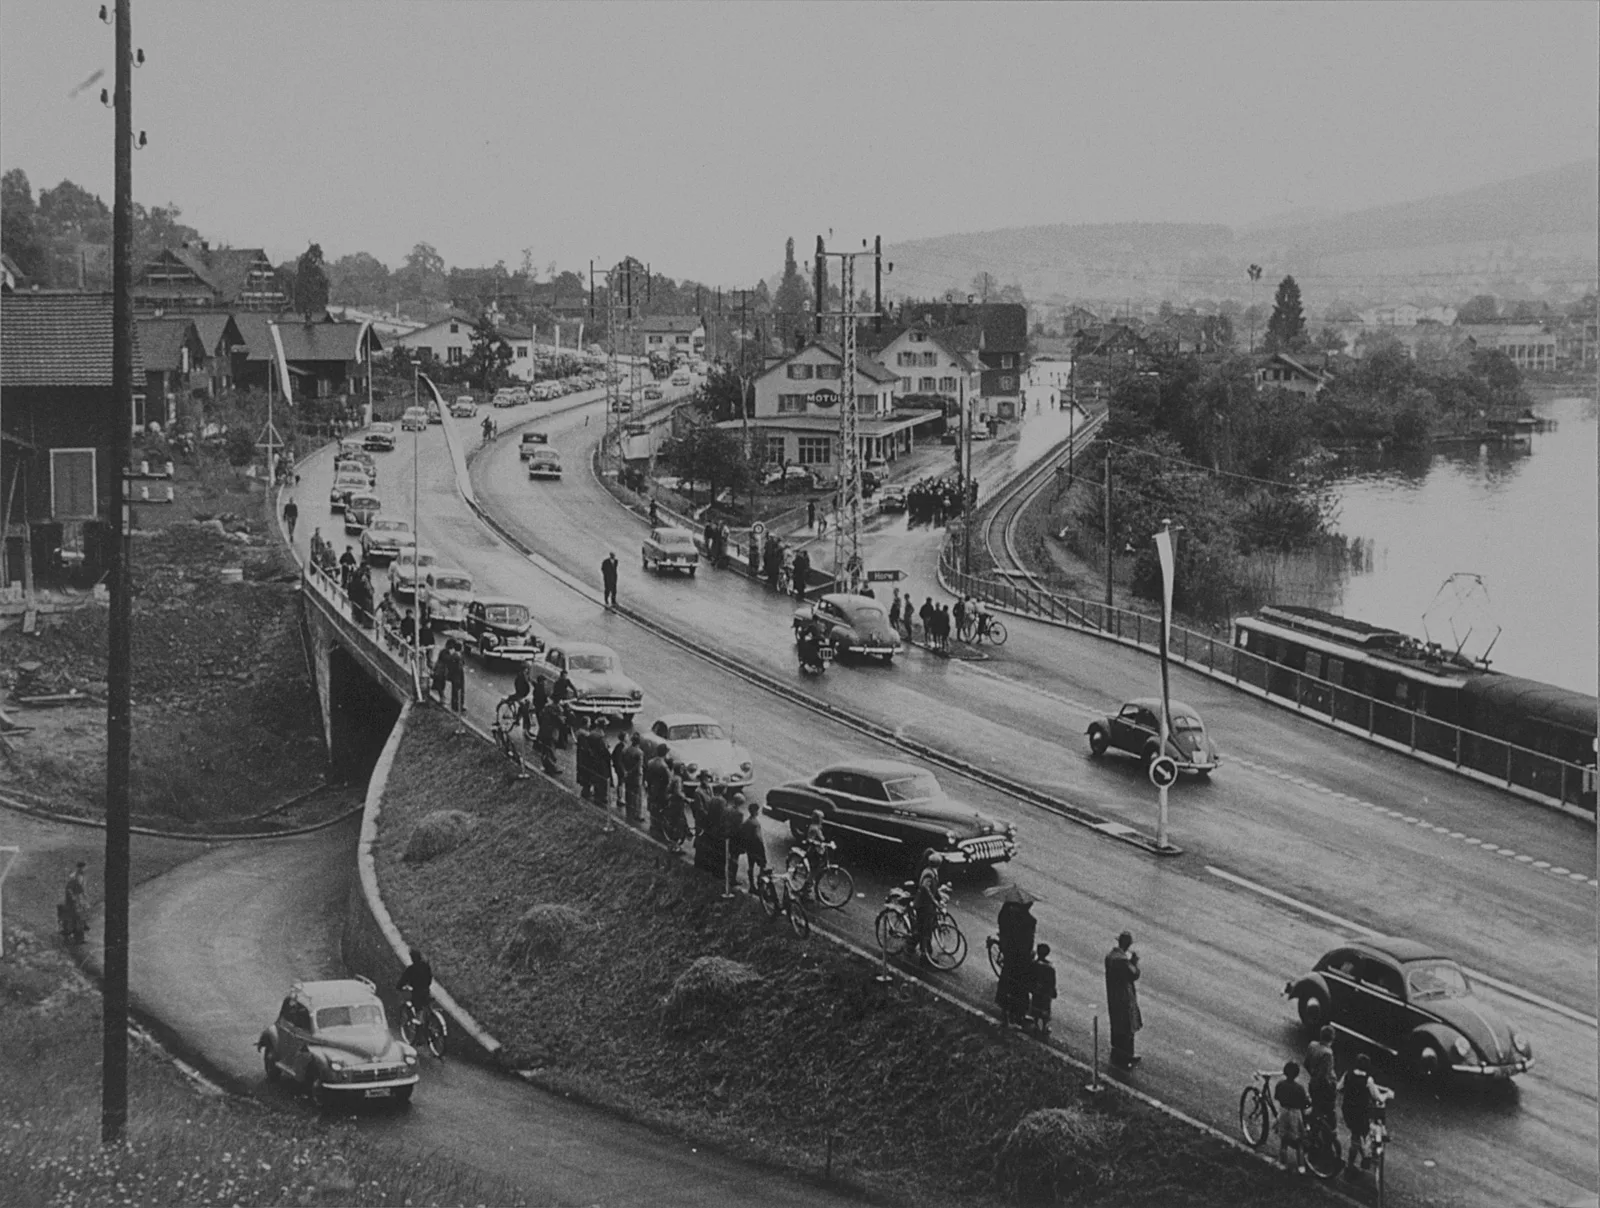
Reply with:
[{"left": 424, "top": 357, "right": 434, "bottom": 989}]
[
  {"left": 134, "top": 242, "right": 286, "bottom": 312},
  {"left": 631, "top": 315, "right": 705, "bottom": 360},
  {"left": 1254, "top": 351, "right": 1331, "bottom": 400},
  {"left": 135, "top": 316, "right": 209, "bottom": 428},
  {"left": 230, "top": 313, "right": 379, "bottom": 398}
]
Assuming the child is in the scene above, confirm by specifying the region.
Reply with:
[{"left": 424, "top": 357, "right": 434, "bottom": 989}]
[
  {"left": 1273, "top": 1060, "right": 1310, "bottom": 1174},
  {"left": 1029, "top": 944, "right": 1057, "bottom": 1035}
]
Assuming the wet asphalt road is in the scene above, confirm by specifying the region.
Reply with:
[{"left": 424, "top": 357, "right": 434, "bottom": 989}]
[{"left": 203, "top": 390, "right": 1599, "bottom": 1206}]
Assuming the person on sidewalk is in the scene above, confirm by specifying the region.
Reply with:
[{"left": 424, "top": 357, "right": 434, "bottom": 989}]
[
  {"left": 1104, "top": 930, "right": 1143, "bottom": 1068},
  {"left": 601, "top": 552, "right": 619, "bottom": 607},
  {"left": 888, "top": 589, "right": 903, "bottom": 634},
  {"left": 283, "top": 496, "right": 299, "bottom": 540},
  {"left": 536, "top": 698, "right": 562, "bottom": 775},
  {"left": 1030, "top": 944, "right": 1057, "bottom": 1035},
  {"left": 444, "top": 640, "right": 466, "bottom": 713},
  {"left": 919, "top": 597, "right": 935, "bottom": 645},
  {"left": 618, "top": 733, "right": 645, "bottom": 824},
  {"left": 738, "top": 799, "right": 767, "bottom": 892},
  {"left": 649, "top": 498, "right": 660, "bottom": 527},
  {"left": 808, "top": 499, "right": 817, "bottom": 530},
  {"left": 791, "top": 548, "right": 810, "bottom": 599}
]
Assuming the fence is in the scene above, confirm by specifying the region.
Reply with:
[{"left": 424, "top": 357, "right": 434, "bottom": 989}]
[
  {"left": 304, "top": 559, "right": 426, "bottom": 700},
  {"left": 939, "top": 545, "right": 1595, "bottom": 814}
]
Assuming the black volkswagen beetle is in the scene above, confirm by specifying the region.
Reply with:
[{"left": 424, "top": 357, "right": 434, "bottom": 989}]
[
  {"left": 1285, "top": 936, "right": 1533, "bottom": 1081},
  {"left": 765, "top": 759, "right": 1017, "bottom": 870}
]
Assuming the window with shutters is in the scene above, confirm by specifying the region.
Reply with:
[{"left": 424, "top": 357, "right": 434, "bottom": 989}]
[
  {"left": 777, "top": 394, "right": 807, "bottom": 414},
  {"left": 814, "top": 363, "right": 841, "bottom": 380},
  {"left": 787, "top": 363, "right": 814, "bottom": 380},
  {"left": 919, "top": 376, "right": 936, "bottom": 391},
  {"left": 940, "top": 376, "right": 956, "bottom": 392}
]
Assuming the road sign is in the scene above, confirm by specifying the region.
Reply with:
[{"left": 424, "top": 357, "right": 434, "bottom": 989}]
[
  {"left": 865, "top": 568, "right": 904, "bottom": 583},
  {"left": 751, "top": 521, "right": 766, "bottom": 540},
  {"left": 1148, "top": 756, "right": 1179, "bottom": 789},
  {"left": 809, "top": 388, "right": 839, "bottom": 407}
]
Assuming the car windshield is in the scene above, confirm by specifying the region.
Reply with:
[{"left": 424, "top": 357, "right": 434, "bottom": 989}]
[
  {"left": 433, "top": 576, "right": 472, "bottom": 593},
  {"left": 372, "top": 424, "right": 393, "bottom": 433},
  {"left": 315, "top": 1003, "right": 385, "bottom": 1030},
  {"left": 1406, "top": 961, "right": 1471, "bottom": 1001},
  {"left": 850, "top": 605, "right": 886, "bottom": 624},
  {"left": 372, "top": 520, "right": 409, "bottom": 533},
  {"left": 659, "top": 533, "right": 695, "bottom": 548},
  {"left": 350, "top": 497, "right": 380, "bottom": 510},
  {"left": 882, "top": 771, "right": 939, "bottom": 802},
  {"left": 568, "top": 653, "right": 614, "bottom": 673},
  {"left": 668, "top": 722, "right": 725, "bottom": 741},
  {"left": 485, "top": 605, "right": 528, "bottom": 625},
  {"left": 336, "top": 473, "right": 367, "bottom": 486}
]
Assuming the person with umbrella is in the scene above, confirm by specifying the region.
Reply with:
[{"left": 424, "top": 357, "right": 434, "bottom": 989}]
[{"left": 987, "top": 883, "right": 1038, "bottom": 1028}]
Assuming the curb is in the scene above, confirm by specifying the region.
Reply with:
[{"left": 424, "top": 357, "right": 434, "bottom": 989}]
[{"left": 0, "top": 790, "right": 363, "bottom": 843}]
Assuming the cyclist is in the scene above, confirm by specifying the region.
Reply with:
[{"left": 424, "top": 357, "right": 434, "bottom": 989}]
[
  {"left": 502, "top": 662, "right": 535, "bottom": 738},
  {"left": 397, "top": 947, "right": 434, "bottom": 1042},
  {"left": 973, "top": 597, "right": 994, "bottom": 641},
  {"left": 1339, "top": 1052, "right": 1377, "bottom": 1168},
  {"left": 1273, "top": 1060, "right": 1310, "bottom": 1174},
  {"left": 801, "top": 810, "right": 830, "bottom": 893},
  {"left": 1304, "top": 1024, "right": 1339, "bottom": 1136},
  {"left": 911, "top": 851, "right": 946, "bottom": 962}
]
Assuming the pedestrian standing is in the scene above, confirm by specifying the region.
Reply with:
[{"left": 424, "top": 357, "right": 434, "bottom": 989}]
[
  {"left": 573, "top": 717, "right": 594, "bottom": 799},
  {"left": 1030, "top": 944, "right": 1057, "bottom": 1035},
  {"left": 808, "top": 499, "right": 817, "bottom": 530},
  {"left": 953, "top": 596, "right": 967, "bottom": 640},
  {"left": 919, "top": 597, "right": 935, "bottom": 645},
  {"left": 738, "top": 799, "right": 767, "bottom": 891},
  {"left": 601, "top": 552, "right": 619, "bottom": 607},
  {"left": 792, "top": 548, "right": 810, "bottom": 599},
  {"left": 649, "top": 498, "right": 660, "bottom": 527},
  {"left": 619, "top": 733, "right": 645, "bottom": 824},
  {"left": 283, "top": 496, "right": 299, "bottom": 540},
  {"left": 339, "top": 546, "right": 358, "bottom": 590},
  {"left": 888, "top": 588, "right": 902, "bottom": 634},
  {"left": 644, "top": 744, "right": 671, "bottom": 837},
  {"left": 748, "top": 533, "right": 761, "bottom": 578},
  {"left": 764, "top": 536, "right": 782, "bottom": 591},
  {"left": 531, "top": 671, "right": 549, "bottom": 725},
  {"left": 591, "top": 730, "right": 614, "bottom": 809},
  {"left": 1304, "top": 1024, "right": 1338, "bottom": 1133},
  {"left": 1104, "top": 930, "right": 1143, "bottom": 1068},
  {"left": 720, "top": 791, "right": 746, "bottom": 890},
  {"left": 445, "top": 640, "right": 466, "bottom": 713},
  {"left": 536, "top": 698, "right": 562, "bottom": 775},
  {"left": 665, "top": 761, "right": 691, "bottom": 847}
]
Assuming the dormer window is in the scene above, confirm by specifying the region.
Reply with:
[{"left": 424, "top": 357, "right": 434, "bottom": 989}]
[{"left": 910, "top": 332, "right": 926, "bottom": 343}]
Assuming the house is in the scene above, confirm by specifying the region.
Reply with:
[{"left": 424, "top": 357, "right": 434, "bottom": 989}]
[
  {"left": 385, "top": 311, "right": 479, "bottom": 367},
  {"left": 631, "top": 315, "right": 705, "bottom": 360},
  {"left": 135, "top": 316, "right": 209, "bottom": 427},
  {"left": 1058, "top": 305, "right": 1100, "bottom": 338},
  {"left": 1358, "top": 302, "right": 1458, "bottom": 327},
  {"left": 722, "top": 339, "right": 931, "bottom": 480},
  {"left": 0, "top": 291, "right": 144, "bottom": 589},
  {"left": 0, "top": 252, "right": 23, "bottom": 293},
  {"left": 1254, "top": 351, "right": 1330, "bottom": 400},
  {"left": 890, "top": 302, "right": 1028, "bottom": 418},
  {"left": 871, "top": 320, "right": 982, "bottom": 416},
  {"left": 1455, "top": 323, "right": 1559, "bottom": 373},
  {"left": 230, "top": 313, "right": 380, "bottom": 398},
  {"left": 134, "top": 242, "right": 286, "bottom": 312},
  {"left": 190, "top": 313, "right": 244, "bottom": 396},
  {"left": 1071, "top": 322, "right": 1157, "bottom": 388}
]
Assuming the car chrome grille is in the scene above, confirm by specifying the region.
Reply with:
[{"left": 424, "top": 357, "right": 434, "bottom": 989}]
[
  {"left": 958, "top": 837, "right": 1011, "bottom": 863},
  {"left": 343, "top": 1065, "right": 402, "bottom": 1083},
  {"left": 575, "top": 695, "right": 638, "bottom": 712}
]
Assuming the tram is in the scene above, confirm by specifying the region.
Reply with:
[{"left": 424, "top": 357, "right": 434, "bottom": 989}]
[{"left": 1232, "top": 605, "right": 1596, "bottom": 811}]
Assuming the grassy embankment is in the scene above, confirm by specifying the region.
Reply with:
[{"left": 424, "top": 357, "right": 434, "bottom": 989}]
[
  {"left": 0, "top": 458, "right": 337, "bottom": 831},
  {"left": 377, "top": 707, "right": 1332, "bottom": 1207},
  {"left": 0, "top": 926, "right": 523, "bottom": 1207}
]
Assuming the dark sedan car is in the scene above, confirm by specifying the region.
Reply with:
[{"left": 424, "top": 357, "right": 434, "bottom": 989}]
[
  {"left": 464, "top": 597, "right": 544, "bottom": 665},
  {"left": 793, "top": 593, "right": 901, "bottom": 663},
  {"left": 765, "top": 759, "right": 1017, "bottom": 869},
  {"left": 1086, "top": 698, "right": 1218, "bottom": 776},
  {"left": 1286, "top": 937, "right": 1533, "bottom": 1081}
]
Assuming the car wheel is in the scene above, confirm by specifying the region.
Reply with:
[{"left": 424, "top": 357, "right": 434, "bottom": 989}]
[
  {"left": 393, "top": 1085, "right": 414, "bottom": 1107},
  {"left": 1297, "top": 990, "right": 1327, "bottom": 1029},
  {"left": 688, "top": 566, "right": 696, "bottom": 577},
  {"left": 642, "top": 554, "right": 649, "bottom": 571},
  {"left": 1194, "top": 768, "right": 1212, "bottom": 780},
  {"left": 1410, "top": 1036, "right": 1446, "bottom": 1082},
  {"left": 1142, "top": 743, "right": 1160, "bottom": 769},
  {"left": 262, "top": 1045, "right": 279, "bottom": 1084},
  {"left": 1088, "top": 726, "right": 1109, "bottom": 757}
]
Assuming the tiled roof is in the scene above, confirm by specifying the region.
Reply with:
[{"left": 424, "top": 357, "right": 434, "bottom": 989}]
[
  {"left": 276, "top": 319, "right": 371, "bottom": 362},
  {"left": 190, "top": 312, "right": 240, "bottom": 353},
  {"left": 900, "top": 302, "right": 1027, "bottom": 352},
  {"left": 636, "top": 314, "right": 702, "bottom": 333},
  {"left": 801, "top": 339, "right": 901, "bottom": 384},
  {"left": 1, "top": 291, "right": 143, "bottom": 387},
  {"left": 135, "top": 317, "right": 200, "bottom": 372}
]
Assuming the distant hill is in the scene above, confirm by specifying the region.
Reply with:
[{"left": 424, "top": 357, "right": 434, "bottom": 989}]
[{"left": 883, "top": 159, "right": 1598, "bottom": 309}]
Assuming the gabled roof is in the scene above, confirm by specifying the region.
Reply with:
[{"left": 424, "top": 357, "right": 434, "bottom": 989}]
[
  {"left": 135, "top": 317, "right": 204, "bottom": 371},
  {"left": 899, "top": 301, "right": 1027, "bottom": 352},
  {"left": 1, "top": 291, "right": 143, "bottom": 387},
  {"left": 875, "top": 321, "right": 978, "bottom": 372},
  {"left": 190, "top": 312, "right": 242, "bottom": 354},
  {"left": 1257, "top": 351, "right": 1329, "bottom": 382},
  {"left": 763, "top": 338, "right": 899, "bottom": 385},
  {"left": 164, "top": 245, "right": 275, "bottom": 304},
  {"left": 230, "top": 313, "right": 375, "bottom": 362},
  {"left": 636, "top": 314, "right": 702, "bottom": 334}
]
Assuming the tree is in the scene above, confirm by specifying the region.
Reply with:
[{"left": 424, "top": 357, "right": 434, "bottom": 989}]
[
  {"left": 772, "top": 237, "right": 810, "bottom": 353},
  {"left": 328, "top": 252, "right": 393, "bottom": 309},
  {"left": 663, "top": 420, "right": 751, "bottom": 506},
  {"left": 1456, "top": 295, "right": 1498, "bottom": 325},
  {"left": 1264, "top": 275, "right": 1306, "bottom": 352},
  {"left": 0, "top": 168, "right": 47, "bottom": 281},
  {"left": 466, "top": 314, "right": 513, "bottom": 389},
  {"left": 294, "top": 242, "right": 330, "bottom": 318},
  {"left": 1313, "top": 325, "right": 1346, "bottom": 354},
  {"left": 696, "top": 363, "right": 750, "bottom": 424}
]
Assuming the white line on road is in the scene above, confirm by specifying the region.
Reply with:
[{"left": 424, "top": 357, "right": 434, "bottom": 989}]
[{"left": 1205, "top": 865, "right": 1598, "bottom": 1029}]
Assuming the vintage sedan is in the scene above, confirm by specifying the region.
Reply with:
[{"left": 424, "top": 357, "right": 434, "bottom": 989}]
[
  {"left": 258, "top": 976, "right": 418, "bottom": 1108},
  {"left": 648, "top": 713, "right": 752, "bottom": 787},
  {"left": 419, "top": 567, "right": 474, "bottom": 628},
  {"left": 363, "top": 422, "right": 397, "bottom": 453},
  {"left": 400, "top": 406, "right": 429, "bottom": 432},
  {"left": 765, "top": 760, "right": 1017, "bottom": 869},
  {"left": 1086, "top": 698, "right": 1219, "bottom": 777},
  {"left": 360, "top": 517, "right": 413, "bottom": 564},
  {"left": 793, "top": 593, "right": 901, "bottom": 663},
  {"left": 386, "top": 547, "right": 437, "bottom": 604},
  {"left": 518, "top": 431, "right": 550, "bottom": 461},
  {"left": 1286, "top": 938, "right": 1533, "bottom": 1081},
  {"left": 531, "top": 642, "right": 643, "bottom": 725},
  {"left": 344, "top": 493, "right": 381, "bottom": 535},
  {"left": 465, "top": 597, "right": 544, "bottom": 664},
  {"left": 333, "top": 443, "right": 377, "bottom": 482},
  {"left": 643, "top": 384, "right": 664, "bottom": 401},
  {"left": 526, "top": 446, "right": 563, "bottom": 480},
  {"left": 877, "top": 485, "right": 907, "bottom": 513},
  {"left": 642, "top": 526, "right": 699, "bottom": 576},
  {"left": 448, "top": 397, "right": 477, "bottom": 418}
]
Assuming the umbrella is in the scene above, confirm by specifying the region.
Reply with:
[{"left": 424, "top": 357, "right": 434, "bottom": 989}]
[{"left": 983, "top": 883, "right": 1038, "bottom": 905}]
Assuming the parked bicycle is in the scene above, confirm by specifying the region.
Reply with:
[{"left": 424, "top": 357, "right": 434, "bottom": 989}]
[
  {"left": 875, "top": 881, "right": 967, "bottom": 970},
  {"left": 784, "top": 841, "right": 854, "bottom": 909},
  {"left": 1347, "top": 1083, "right": 1394, "bottom": 1206},
  {"left": 492, "top": 698, "right": 531, "bottom": 779},
  {"left": 957, "top": 610, "right": 1008, "bottom": 647},
  {"left": 755, "top": 866, "right": 811, "bottom": 937},
  {"left": 1238, "top": 1068, "right": 1342, "bottom": 1179},
  {"left": 399, "top": 997, "right": 449, "bottom": 1060}
]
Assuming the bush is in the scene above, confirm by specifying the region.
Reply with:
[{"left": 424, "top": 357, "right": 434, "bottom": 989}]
[
  {"left": 996, "top": 1106, "right": 1127, "bottom": 1203},
  {"left": 500, "top": 904, "right": 590, "bottom": 970},
  {"left": 224, "top": 427, "right": 256, "bottom": 467},
  {"left": 661, "top": 955, "right": 762, "bottom": 1028},
  {"left": 403, "top": 809, "right": 477, "bottom": 862}
]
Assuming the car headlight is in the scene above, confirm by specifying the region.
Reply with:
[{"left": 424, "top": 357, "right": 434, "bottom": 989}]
[
  {"left": 1451, "top": 1037, "right": 1473, "bottom": 1060},
  {"left": 1511, "top": 1031, "right": 1531, "bottom": 1056},
  {"left": 740, "top": 760, "right": 752, "bottom": 773},
  {"left": 629, "top": 688, "right": 643, "bottom": 700},
  {"left": 1005, "top": 822, "right": 1017, "bottom": 838},
  {"left": 329, "top": 1058, "right": 346, "bottom": 1071},
  {"left": 945, "top": 830, "right": 958, "bottom": 846}
]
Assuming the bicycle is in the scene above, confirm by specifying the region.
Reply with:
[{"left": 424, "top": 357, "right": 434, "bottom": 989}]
[
  {"left": 755, "top": 866, "right": 811, "bottom": 938},
  {"left": 874, "top": 882, "right": 967, "bottom": 970},
  {"left": 784, "top": 841, "right": 854, "bottom": 910},
  {"left": 1345, "top": 1085, "right": 1393, "bottom": 1206},
  {"left": 493, "top": 698, "right": 531, "bottom": 779},
  {"left": 399, "top": 998, "right": 449, "bottom": 1059},
  {"left": 1238, "top": 1069, "right": 1342, "bottom": 1180},
  {"left": 958, "top": 612, "right": 1008, "bottom": 647}
]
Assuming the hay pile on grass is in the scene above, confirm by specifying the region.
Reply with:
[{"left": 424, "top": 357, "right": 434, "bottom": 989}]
[
  {"left": 403, "top": 810, "right": 477, "bottom": 863},
  {"left": 500, "top": 904, "right": 590, "bottom": 969},
  {"left": 995, "top": 1106, "right": 1126, "bottom": 1202},
  {"left": 661, "top": 956, "right": 763, "bottom": 1028}
]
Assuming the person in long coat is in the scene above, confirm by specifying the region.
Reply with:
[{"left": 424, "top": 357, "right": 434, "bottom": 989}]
[
  {"left": 618, "top": 734, "right": 645, "bottom": 824},
  {"left": 1105, "top": 930, "right": 1143, "bottom": 1067},
  {"left": 996, "top": 898, "right": 1037, "bottom": 1026}
]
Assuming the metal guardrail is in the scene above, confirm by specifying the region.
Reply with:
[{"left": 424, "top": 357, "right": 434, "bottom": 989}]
[
  {"left": 303, "top": 560, "right": 426, "bottom": 700},
  {"left": 939, "top": 545, "right": 1595, "bottom": 815}
]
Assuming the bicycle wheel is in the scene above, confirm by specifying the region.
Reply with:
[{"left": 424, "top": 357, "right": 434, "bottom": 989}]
[
  {"left": 426, "top": 1008, "right": 448, "bottom": 1060},
  {"left": 1305, "top": 1119, "right": 1343, "bottom": 1180},
  {"left": 1238, "top": 1086, "right": 1270, "bottom": 1148},
  {"left": 815, "top": 864, "right": 853, "bottom": 910},
  {"left": 986, "top": 937, "right": 1004, "bottom": 978},
  {"left": 758, "top": 876, "right": 781, "bottom": 920},
  {"left": 399, "top": 1006, "right": 419, "bottom": 1048},
  {"left": 875, "top": 906, "right": 911, "bottom": 956},
  {"left": 985, "top": 619, "right": 1008, "bottom": 647},
  {"left": 786, "top": 886, "right": 811, "bottom": 938},
  {"left": 784, "top": 851, "right": 811, "bottom": 895},
  {"left": 926, "top": 920, "right": 968, "bottom": 971}
]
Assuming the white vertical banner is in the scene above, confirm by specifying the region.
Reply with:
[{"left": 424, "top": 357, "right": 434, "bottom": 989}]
[
  {"left": 1155, "top": 526, "right": 1175, "bottom": 638},
  {"left": 268, "top": 321, "right": 294, "bottom": 407}
]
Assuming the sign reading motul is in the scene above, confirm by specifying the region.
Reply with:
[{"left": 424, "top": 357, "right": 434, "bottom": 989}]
[{"left": 809, "top": 389, "right": 839, "bottom": 407}]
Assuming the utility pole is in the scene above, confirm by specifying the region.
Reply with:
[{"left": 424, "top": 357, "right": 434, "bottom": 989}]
[
  {"left": 103, "top": 0, "right": 136, "bottom": 1145},
  {"left": 1103, "top": 447, "right": 1113, "bottom": 608}
]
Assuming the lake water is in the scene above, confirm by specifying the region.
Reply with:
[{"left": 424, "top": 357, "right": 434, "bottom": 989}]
[{"left": 1329, "top": 391, "right": 1597, "bottom": 695}]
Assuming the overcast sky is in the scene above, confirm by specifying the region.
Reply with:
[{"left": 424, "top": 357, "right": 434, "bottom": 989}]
[{"left": 2, "top": 1, "right": 1595, "bottom": 286}]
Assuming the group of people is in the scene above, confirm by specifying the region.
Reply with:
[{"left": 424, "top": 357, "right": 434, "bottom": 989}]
[
  {"left": 701, "top": 522, "right": 735, "bottom": 570},
  {"left": 428, "top": 640, "right": 467, "bottom": 712},
  {"left": 994, "top": 893, "right": 1058, "bottom": 1034},
  {"left": 903, "top": 475, "right": 975, "bottom": 529},
  {"left": 761, "top": 535, "right": 809, "bottom": 598},
  {"left": 1270, "top": 1025, "right": 1387, "bottom": 1175}
]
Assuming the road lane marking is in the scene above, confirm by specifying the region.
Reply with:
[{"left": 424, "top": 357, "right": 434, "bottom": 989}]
[{"left": 1204, "top": 865, "right": 1598, "bottom": 1029}]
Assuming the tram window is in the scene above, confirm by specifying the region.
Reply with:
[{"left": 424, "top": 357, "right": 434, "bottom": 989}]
[
  {"left": 1303, "top": 650, "right": 1321, "bottom": 678},
  {"left": 1326, "top": 658, "right": 1345, "bottom": 686},
  {"left": 1394, "top": 681, "right": 1410, "bottom": 707}
]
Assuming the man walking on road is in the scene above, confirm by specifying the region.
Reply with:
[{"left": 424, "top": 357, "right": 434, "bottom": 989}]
[
  {"left": 601, "top": 552, "right": 619, "bottom": 607},
  {"left": 283, "top": 496, "right": 298, "bottom": 540},
  {"left": 1105, "top": 930, "right": 1143, "bottom": 1069}
]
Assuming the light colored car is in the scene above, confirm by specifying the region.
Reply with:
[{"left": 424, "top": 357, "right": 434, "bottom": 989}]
[
  {"left": 448, "top": 397, "right": 477, "bottom": 418},
  {"left": 344, "top": 493, "right": 381, "bottom": 535},
  {"left": 526, "top": 446, "right": 562, "bottom": 480},
  {"left": 400, "top": 406, "right": 428, "bottom": 432},
  {"left": 670, "top": 372, "right": 689, "bottom": 387},
  {"left": 643, "top": 384, "right": 664, "bottom": 401},
  {"left": 648, "top": 713, "right": 752, "bottom": 787},
  {"left": 330, "top": 470, "right": 370, "bottom": 512},
  {"left": 362, "top": 422, "right": 396, "bottom": 453},
  {"left": 642, "top": 526, "right": 699, "bottom": 575},
  {"left": 361, "top": 517, "right": 414, "bottom": 564},
  {"left": 763, "top": 465, "right": 817, "bottom": 490},
  {"left": 419, "top": 567, "right": 474, "bottom": 627},
  {"left": 258, "top": 976, "right": 418, "bottom": 1108},
  {"left": 532, "top": 642, "right": 643, "bottom": 725},
  {"left": 388, "top": 547, "right": 438, "bottom": 603}
]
